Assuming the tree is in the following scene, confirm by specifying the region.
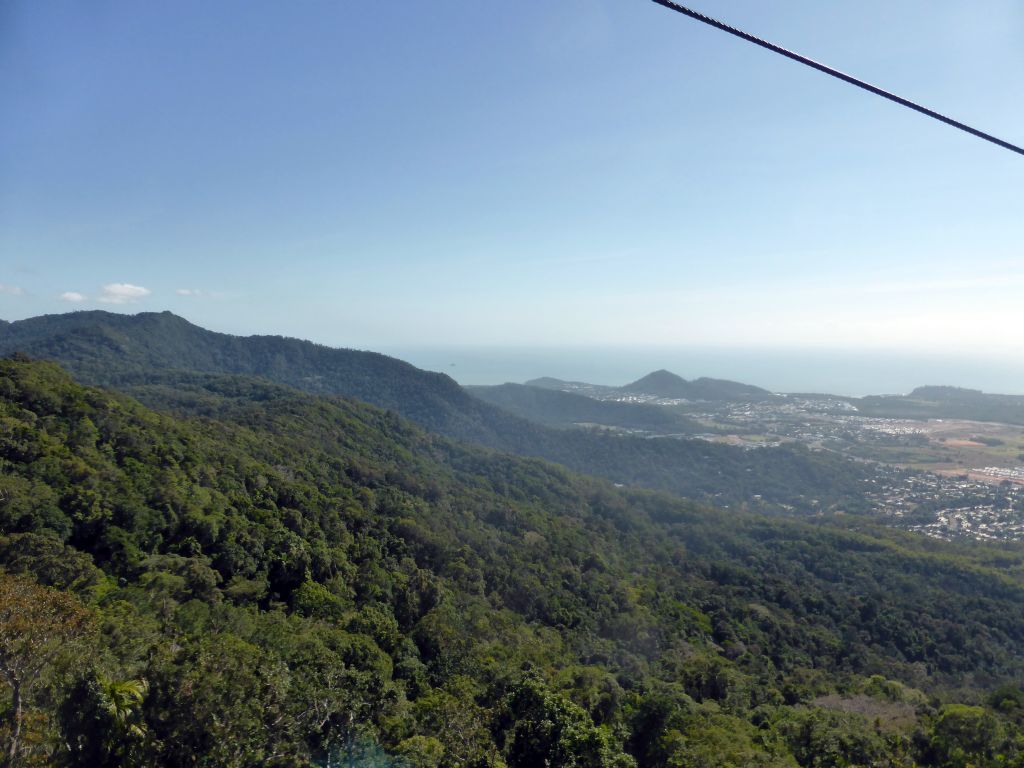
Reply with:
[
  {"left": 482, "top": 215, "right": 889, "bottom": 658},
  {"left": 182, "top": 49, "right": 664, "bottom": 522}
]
[
  {"left": 0, "top": 573, "right": 92, "bottom": 768},
  {"left": 500, "top": 676, "right": 634, "bottom": 768},
  {"left": 143, "top": 633, "right": 296, "bottom": 768},
  {"left": 411, "top": 677, "right": 496, "bottom": 767},
  {"left": 60, "top": 675, "right": 151, "bottom": 767},
  {"left": 926, "top": 704, "right": 1004, "bottom": 768}
]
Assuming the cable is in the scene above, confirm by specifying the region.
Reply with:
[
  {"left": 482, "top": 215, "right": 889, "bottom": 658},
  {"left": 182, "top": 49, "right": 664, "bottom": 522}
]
[{"left": 650, "top": 0, "right": 1024, "bottom": 157}]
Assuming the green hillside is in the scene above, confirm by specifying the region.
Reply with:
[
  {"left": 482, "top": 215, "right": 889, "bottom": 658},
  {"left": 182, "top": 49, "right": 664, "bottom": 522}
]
[
  {"left": 466, "top": 383, "right": 700, "bottom": 433},
  {"left": 4, "top": 359, "right": 1024, "bottom": 767},
  {"left": 856, "top": 386, "right": 1024, "bottom": 425},
  {"left": 622, "top": 370, "right": 775, "bottom": 401},
  {"left": 0, "top": 312, "right": 874, "bottom": 514}
]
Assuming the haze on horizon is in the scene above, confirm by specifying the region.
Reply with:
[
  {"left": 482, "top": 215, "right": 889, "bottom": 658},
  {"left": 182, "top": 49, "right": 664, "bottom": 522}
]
[{"left": 2, "top": 1, "right": 1022, "bottom": 357}]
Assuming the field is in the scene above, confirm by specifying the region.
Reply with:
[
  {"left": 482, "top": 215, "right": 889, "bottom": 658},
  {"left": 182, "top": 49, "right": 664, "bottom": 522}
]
[
  {"left": 821, "top": 418, "right": 1024, "bottom": 475},
  {"left": 668, "top": 396, "right": 1024, "bottom": 479},
  {"left": 882, "top": 418, "right": 1024, "bottom": 474}
]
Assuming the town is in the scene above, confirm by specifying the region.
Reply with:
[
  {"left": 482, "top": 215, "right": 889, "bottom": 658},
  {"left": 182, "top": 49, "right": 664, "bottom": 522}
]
[
  {"left": 864, "top": 466, "right": 1024, "bottom": 542},
  {"left": 594, "top": 389, "right": 1024, "bottom": 541}
]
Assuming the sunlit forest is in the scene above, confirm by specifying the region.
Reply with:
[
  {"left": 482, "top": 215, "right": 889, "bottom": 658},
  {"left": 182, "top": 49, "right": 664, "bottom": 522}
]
[{"left": 5, "top": 357, "right": 1024, "bottom": 766}]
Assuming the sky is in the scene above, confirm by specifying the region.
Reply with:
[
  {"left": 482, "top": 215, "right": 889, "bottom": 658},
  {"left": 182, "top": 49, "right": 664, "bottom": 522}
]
[{"left": 2, "top": 0, "right": 1023, "bottom": 359}]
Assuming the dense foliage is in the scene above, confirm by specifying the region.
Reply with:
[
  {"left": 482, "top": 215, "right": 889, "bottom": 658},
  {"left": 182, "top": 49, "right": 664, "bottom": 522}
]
[
  {"left": 0, "top": 311, "right": 877, "bottom": 514},
  {"left": 4, "top": 359, "right": 1024, "bottom": 766}
]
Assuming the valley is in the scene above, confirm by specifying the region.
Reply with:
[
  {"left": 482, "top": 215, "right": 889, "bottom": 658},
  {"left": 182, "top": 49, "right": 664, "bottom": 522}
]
[
  {"left": 6, "top": 4, "right": 1021, "bottom": 765},
  {"left": 6, "top": 353, "right": 1024, "bottom": 767},
  {"left": 516, "top": 375, "right": 1024, "bottom": 541},
  {"left": 4, "top": 313, "right": 1024, "bottom": 767}
]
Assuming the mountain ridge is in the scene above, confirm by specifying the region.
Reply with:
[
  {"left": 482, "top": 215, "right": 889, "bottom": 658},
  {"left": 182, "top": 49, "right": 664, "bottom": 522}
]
[
  {"left": 0, "top": 310, "right": 875, "bottom": 513},
  {"left": 622, "top": 369, "right": 775, "bottom": 401},
  {"left": 531, "top": 368, "right": 776, "bottom": 402}
]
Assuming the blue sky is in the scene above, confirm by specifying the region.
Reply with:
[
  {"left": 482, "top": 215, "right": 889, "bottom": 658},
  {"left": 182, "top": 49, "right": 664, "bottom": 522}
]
[{"left": 2, "top": 0, "right": 1022, "bottom": 354}]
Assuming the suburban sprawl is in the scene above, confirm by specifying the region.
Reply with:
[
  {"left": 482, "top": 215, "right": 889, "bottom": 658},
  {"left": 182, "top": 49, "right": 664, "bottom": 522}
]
[{"left": 535, "top": 377, "right": 1024, "bottom": 542}]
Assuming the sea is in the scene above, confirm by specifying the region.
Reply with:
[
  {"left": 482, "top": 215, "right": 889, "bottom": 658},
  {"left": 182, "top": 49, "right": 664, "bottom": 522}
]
[{"left": 378, "top": 346, "right": 1024, "bottom": 398}]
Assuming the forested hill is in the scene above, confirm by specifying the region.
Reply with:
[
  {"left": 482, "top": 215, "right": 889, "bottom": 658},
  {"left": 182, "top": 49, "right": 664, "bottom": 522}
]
[
  {"left": 5, "top": 358, "right": 1024, "bottom": 767},
  {"left": 466, "top": 383, "right": 701, "bottom": 433},
  {"left": 856, "top": 386, "right": 1024, "bottom": 425},
  {"left": 528, "top": 371, "right": 775, "bottom": 403},
  {"left": 622, "top": 370, "right": 775, "bottom": 401},
  {"left": 0, "top": 310, "right": 487, "bottom": 432},
  {"left": 0, "top": 311, "right": 873, "bottom": 514}
]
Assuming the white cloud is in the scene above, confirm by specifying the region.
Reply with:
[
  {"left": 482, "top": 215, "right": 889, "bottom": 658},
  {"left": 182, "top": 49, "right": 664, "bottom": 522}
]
[
  {"left": 0, "top": 283, "right": 23, "bottom": 296},
  {"left": 60, "top": 291, "right": 87, "bottom": 302},
  {"left": 176, "top": 288, "right": 204, "bottom": 297},
  {"left": 98, "top": 283, "right": 151, "bottom": 304}
]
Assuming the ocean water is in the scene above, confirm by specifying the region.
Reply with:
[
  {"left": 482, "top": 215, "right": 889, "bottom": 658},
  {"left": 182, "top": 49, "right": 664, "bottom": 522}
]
[{"left": 379, "top": 346, "right": 1024, "bottom": 397}]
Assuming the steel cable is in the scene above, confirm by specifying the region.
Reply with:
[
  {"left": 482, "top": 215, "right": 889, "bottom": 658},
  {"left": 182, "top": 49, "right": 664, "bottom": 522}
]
[{"left": 651, "top": 0, "right": 1024, "bottom": 157}]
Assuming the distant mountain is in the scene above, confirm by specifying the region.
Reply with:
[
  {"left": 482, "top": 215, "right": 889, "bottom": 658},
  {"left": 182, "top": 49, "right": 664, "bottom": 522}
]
[
  {"left": 524, "top": 376, "right": 619, "bottom": 398},
  {"left": 529, "top": 370, "right": 774, "bottom": 402},
  {"left": 0, "top": 310, "right": 533, "bottom": 445},
  {"left": 911, "top": 385, "right": 987, "bottom": 401},
  {"left": 623, "top": 369, "right": 775, "bottom": 401},
  {"left": 0, "top": 311, "right": 869, "bottom": 512},
  {"left": 856, "top": 385, "right": 1024, "bottom": 426},
  {"left": 622, "top": 369, "right": 693, "bottom": 398},
  {"left": 466, "top": 382, "right": 701, "bottom": 433},
  {"left": 525, "top": 376, "right": 581, "bottom": 390},
  {"left": 689, "top": 376, "right": 776, "bottom": 401}
]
